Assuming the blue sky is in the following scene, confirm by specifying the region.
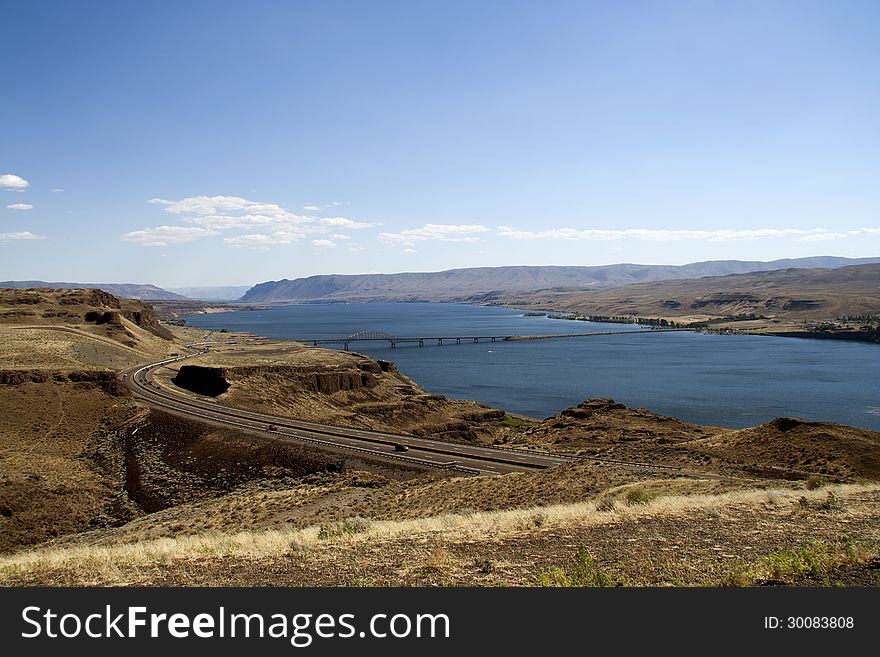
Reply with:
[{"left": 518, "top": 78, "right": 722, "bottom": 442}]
[{"left": 2, "top": 0, "right": 878, "bottom": 287}]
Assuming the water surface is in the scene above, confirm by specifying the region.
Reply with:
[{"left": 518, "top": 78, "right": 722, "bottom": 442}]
[{"left": 186, "top": 303, "right": 880, "bottom": 430}]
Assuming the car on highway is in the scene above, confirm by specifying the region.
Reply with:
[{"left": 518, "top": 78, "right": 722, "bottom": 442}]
[
  {"left": 393, "top": 443, "right": 409, "bottom": 452},
  {"left": 268, "top": 425, "right": 279, "bottom": 431}
]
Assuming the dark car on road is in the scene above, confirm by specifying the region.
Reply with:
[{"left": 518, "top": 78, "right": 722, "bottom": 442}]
[{"left": 393, "top": 443, "right": 409, "bottom": 452}]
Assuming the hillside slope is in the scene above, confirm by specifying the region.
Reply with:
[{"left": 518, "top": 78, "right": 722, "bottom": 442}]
[
  {"left": 0, "top": 288, "right": 184, "bottom": 552},
  {"left": 494, "top": 263, "right": 880, "bottom": 320},
  {"left": 0, "top": 280, "right": 186, "bottom": 300},
  {"left": 240, "top": 257, "right": 880, "bottom": 302}
]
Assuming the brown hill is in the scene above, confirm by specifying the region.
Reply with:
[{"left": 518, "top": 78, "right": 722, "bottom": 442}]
[
  {"left": 0, "top": 288, "right": 187, "bottom": 553},
  {"left": 0, "top": 280, "right": 186, "bottom": 300},
  {"left": 156, "top": 340, "right": 507, "bottom": 443},
  {"left": 499, "top": 263, "right": 880, "bottom": 320},
  {"left": 501, "top": 398, "right": 880, "bottom": 482},
  {"left": 0, "top": 287, "right": 176, "bottom": 371},
  {"left": 686, "top": 417, "right": 880, "bottom": 481},
  {"left": 507, "top": 398, "right": 717, "bottom": 450}
]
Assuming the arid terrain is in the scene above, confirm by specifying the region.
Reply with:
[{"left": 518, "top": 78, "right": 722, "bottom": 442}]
[
  {"left": 238, "top": 257, "right": 880, "bottom": 303},
  {"left": 1, "top": 286, "right": 879, "bottom": 587},
  {"left": 485, "top": 263, "right": 880, "bottom": 323}
]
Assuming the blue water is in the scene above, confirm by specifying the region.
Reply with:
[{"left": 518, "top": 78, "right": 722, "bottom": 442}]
[{"left": 186, "top": 303, "right": 880, "bottom": 430}]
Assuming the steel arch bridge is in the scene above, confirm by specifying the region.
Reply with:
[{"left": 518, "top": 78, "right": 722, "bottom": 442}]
[{"left": 344, "top": 330, "right": 399, "bottom": 342}]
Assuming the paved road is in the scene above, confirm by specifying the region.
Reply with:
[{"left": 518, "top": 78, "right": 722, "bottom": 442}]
[{"left": 120, "top": 350, "right": 576, "bottom": 475}]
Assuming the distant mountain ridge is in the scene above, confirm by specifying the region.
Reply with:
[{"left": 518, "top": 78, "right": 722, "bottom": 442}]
[
  {"left": 502, "top": 263, "right": 880, "bottom": 320},
  {"left": 0, "top": 280, "right": 186, "bottom": 301},
  {"left": 240, "top": 256, "right": 880, "bottom": 302},
  {"left": 166, "top": 285, "right": 253, "bottom": 301}
]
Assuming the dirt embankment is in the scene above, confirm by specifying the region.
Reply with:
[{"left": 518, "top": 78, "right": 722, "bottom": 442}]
[
  {"left": 0, "top": 387, "right": 436, "bottom": 556},
  {"left": 162, "top": 343, "right": 507, "bottom": 444},
  {"left": 0, "top": 368, "right": 129, "bottom": 395},
  {"left": 502, "top": 398, "right": 880, "bottom": 483}
]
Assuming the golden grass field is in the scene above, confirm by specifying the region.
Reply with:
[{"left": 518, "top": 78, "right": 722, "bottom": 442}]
[{"left": 2, "top": 483, "right": 877, "bottom": 586}]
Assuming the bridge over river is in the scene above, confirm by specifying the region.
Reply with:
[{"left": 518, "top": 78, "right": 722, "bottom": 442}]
[{"left": 297, "top": 328, "right": 689, "bottom": 350}]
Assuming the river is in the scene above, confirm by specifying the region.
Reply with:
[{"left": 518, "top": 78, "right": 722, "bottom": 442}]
[{"left": 185, "top": 302, "right": 880, "bottom": 430}]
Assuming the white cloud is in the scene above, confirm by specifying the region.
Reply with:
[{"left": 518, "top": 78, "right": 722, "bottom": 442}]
[
  {"left": 6, "top": 203, "right": 33, "bottom": 210},
  {"left": 796, "top": 232, "right": 848, "bottom": 242},
  {"left": 149, "top": 195, "right": 305, "bottom": 224},
  {"left": 302, "top": 202, "right": 345, "bottom": 211},
  {"left": 128, "top": 195, "right": 379, "bottom": 247},
  {"left": 223, "top": 235, "right": 273, "bottom": 249},
  {"left": 223, "top": 232, "right": 305, "bottom": 248},
  {"left": 318, "top": 217, "right": 375, "bottom": 229},
  {"left": 402, "top": 248, "right": 418, "bottom": 254},
  {"left": 51, "top": 188, "right": 64, "bottom": 193},
  {"left": 348, "top": 245, "right": 365, "bottom": 253},
  {"left": 496, "top": 226, "right": 869, "bottom": 242},
  {"left": 0, "top": 174, "right": 29, "bottom": 191},
  {"left": 379, "top": 223, "right": 489, "bottom": 246},
  {"left": 0, "top": 231, "right": 44, "bottom": 241},
  {"left": 330, "top": 233, "right": 351, "bottom": 240},
  {"left": 312, "top": 239, "right": 337, "bottom": 250},
  {"left": 122, "top": 225, "right": 218, "bottom": 247}
]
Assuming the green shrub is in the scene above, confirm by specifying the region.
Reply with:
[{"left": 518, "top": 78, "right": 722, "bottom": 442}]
[
  {"left": 804, "top": 475, "right": 825, "bottom": 490},
  {"left": 498, "top": 417, "right": 538, "bottom": 430},
  {"left": 765, "top": 544, "right": 835, "bottom": 583},
  {"left": 317, "top": 516, "right": 372, "bottom": 540},
  {"left": 474, "top": 558, "right": 495, "bottom": 574},
  {"left": 625, "top": 488, "right": 656, "bottom": 506},
  {"left": 533, "top": 548, "right": 628, "bottom": 587}
]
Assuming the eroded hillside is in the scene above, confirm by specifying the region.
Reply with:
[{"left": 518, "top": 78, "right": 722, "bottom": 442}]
[
  {"left": 155, "top": 340, "right": 507, "bottom": 444},
  {"left": 489, "top": 263, "right": 880, "bottom": 322}
]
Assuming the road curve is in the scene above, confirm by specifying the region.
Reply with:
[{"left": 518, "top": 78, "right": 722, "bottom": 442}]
[{"left": 120, "top": 350, "right": 577, "bottom": 475}]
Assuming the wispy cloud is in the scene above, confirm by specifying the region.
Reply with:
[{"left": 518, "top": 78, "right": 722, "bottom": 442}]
[
  {"left": 302, "top": 201, "right": 345, "bottom": 212},
  {"left": 0, "top": 174, "right": 29, "bottom": 191},
  {"left": 50, "top": 188, "right": 64, "bottom": 193},
  {"left": 223, "top": 232, "right": 305, "bottom": 248},
  {"left": 318, "top": 217, "right": 375, "bottom": 229},
  {"left": 496, "top": 226, "right": 878, "bottom": 242},
  {"left": 312, "top": 239, "right": 337, "bottom": 250},
  {"left": 379, "top": 223, "right": 489, "bottom": 246},
  {"left": 0, "top": 231, "right": 44, "bottom": 241},
  {"left": 6, "top": 203, "right": 33, "bottom": 210},
  {"left": 127, "top": 195, "right": 377, "bottom": 248},
  {"left": 122, "top": 225, "right": 219, "bottom": 247}
]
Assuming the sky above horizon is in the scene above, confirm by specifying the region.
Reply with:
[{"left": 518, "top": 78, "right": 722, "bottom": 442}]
[{"left": 2, "top": 0, "right": 879, "bottom": 288}]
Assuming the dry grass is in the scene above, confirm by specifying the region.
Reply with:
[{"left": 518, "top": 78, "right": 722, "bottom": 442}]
[{"left": 3, "top": 482, "right": 875, "bottom": 581}]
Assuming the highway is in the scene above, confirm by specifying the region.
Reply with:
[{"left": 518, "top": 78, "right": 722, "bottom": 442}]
[{"left": 119, "top": 349, "right": 577, "bottom": 476}]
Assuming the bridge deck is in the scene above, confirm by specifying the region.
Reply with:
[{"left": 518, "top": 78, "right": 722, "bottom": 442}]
[{"left": 296, "top": 328, "right": 688, "bottom": 348}]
